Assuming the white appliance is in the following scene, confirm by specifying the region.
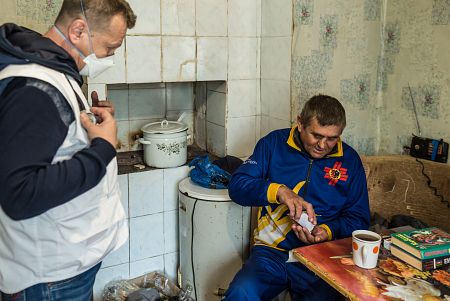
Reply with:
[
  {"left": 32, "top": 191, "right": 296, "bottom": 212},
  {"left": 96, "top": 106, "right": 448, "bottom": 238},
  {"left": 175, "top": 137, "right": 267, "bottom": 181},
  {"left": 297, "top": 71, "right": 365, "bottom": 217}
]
[{"left": 178, "top": 178, "right": 251, "bottom": 301}]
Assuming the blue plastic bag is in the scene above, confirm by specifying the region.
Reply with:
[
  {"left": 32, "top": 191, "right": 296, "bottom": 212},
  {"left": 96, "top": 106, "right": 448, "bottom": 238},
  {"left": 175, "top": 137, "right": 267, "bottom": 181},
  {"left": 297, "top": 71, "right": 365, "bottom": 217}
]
[{"left": 188, "top": 155, "right": 231, "bottom": 189}]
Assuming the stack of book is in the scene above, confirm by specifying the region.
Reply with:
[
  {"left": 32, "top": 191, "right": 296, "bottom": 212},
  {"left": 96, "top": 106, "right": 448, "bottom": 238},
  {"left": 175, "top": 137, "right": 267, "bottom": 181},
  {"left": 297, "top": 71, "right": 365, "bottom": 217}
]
[{"left": 390, "top": 227, "right": 450, "bottom": 271}]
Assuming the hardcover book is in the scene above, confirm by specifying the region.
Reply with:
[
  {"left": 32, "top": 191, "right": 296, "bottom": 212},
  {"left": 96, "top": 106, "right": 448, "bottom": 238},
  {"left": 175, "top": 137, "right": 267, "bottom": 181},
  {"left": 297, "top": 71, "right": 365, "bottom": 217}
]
[
  {"left": 391, "top": 244, "right": 450, "bottom": 271},
  {"left": 391, "top": 227, "right": 450, "bottom": 259}
]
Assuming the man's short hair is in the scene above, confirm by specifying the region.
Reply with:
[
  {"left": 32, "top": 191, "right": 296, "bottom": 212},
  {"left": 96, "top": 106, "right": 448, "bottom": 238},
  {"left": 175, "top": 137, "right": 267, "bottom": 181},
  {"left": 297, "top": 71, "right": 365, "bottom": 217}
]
[
  {"left": 299, "top": 94, "right": 346, "bottom": 129},
  {"left": 55, "top": 0, "right": 136, "bottom": 31}
]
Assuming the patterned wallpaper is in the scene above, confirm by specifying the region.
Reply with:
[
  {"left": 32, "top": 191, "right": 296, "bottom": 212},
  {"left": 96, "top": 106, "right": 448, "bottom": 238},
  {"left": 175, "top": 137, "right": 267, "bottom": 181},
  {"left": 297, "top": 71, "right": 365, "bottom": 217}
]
[
  {"left": 0, "top": 0, "right": 62, "bottom": 33},
  {"left": 291, "top": 0, "right": 450, "bottom": 160}
]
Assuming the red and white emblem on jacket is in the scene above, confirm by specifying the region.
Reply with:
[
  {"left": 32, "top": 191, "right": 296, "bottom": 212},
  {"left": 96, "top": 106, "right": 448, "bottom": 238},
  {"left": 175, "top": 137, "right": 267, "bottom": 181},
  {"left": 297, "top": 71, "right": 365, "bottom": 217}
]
[{"left": 324, "top": 161, "right": 348, "bottom": 186}]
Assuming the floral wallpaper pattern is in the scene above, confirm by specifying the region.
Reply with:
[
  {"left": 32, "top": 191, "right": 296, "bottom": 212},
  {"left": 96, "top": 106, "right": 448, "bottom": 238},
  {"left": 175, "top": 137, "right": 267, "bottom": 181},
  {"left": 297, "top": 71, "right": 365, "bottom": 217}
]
[
  {"left": 401, "top": 85, "right": 441, "bottom": 121},
  {"left": 1, "top": 0, "right": 63, "bottom": 33},
  {"left": 291, "top": 0, "right": 450, "bottom": 161},
  {"left": 320, "top": 15, "right": 338, "bottom": 48},
  {"left": 364, "top": 0, "right": 381, "bottom": 21},
  {"left": 432, "top": 0, "right": 450, "bottom": 25},
  {"left": 16, "top": 0, "right": 62, "bottom": 23},
  {"left": 295, "top": 0, "right": 314, "bottom": 25},
  {"left": 379, "top": 0, "right": 450, "bottom": 155},
  {"left": 340, "top": 73, "right": 371, "bottom": 110},
  {"left": 291, "top": 50, "right": 333, "bottom": 104}
]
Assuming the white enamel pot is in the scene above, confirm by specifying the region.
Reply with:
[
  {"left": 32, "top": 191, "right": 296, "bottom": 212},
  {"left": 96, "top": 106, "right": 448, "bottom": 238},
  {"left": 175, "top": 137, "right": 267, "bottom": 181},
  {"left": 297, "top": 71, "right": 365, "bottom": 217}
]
[{"left": 139, "top": 120, "right": 189, "bottom": 168}]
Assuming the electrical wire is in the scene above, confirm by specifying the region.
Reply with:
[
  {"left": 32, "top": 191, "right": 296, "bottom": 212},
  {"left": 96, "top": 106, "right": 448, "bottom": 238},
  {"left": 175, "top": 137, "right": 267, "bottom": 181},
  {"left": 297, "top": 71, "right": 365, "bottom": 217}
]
[
  {"left": 408, "top": 83, "right": 421, "bottom": 136},
  {"left": 415, "top": 157, "right": 450, "bottom": 209},
  {"left": 191, "top": 199, "right": 198, "bottom": 301}
]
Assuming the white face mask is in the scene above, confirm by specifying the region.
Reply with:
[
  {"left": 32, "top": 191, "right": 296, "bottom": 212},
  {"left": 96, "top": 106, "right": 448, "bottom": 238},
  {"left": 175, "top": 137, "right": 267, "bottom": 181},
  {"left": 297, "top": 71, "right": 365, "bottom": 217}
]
[
  {"left": 54, "top": 25, "right": 115, "bottom": 78},
  {"left": 79, "top": 52, "right": 114, "bottom": 78},
  {"left": 78, "top": 0, "right": 115, "bottom": 78}
]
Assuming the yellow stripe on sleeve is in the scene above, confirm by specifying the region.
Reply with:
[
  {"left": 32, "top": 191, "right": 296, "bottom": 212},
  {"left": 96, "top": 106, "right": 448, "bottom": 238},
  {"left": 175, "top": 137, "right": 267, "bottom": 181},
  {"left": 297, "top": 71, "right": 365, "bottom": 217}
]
[
  {"left": 267, "top": 183, "right": 283, "bottom": 204},
  {"left": 318, "top": 224, "right": 333, "bottom": 240}
]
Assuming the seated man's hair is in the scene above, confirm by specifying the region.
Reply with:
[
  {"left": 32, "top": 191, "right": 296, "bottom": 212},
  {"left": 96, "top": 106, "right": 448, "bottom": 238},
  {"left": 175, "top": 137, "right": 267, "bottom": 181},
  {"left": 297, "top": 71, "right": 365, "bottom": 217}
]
[
  {"left": 55, "top": 0, "right": 137, "bottom": 30},
  {"left": 299, "top": 94, "right": 346, "bottom": 128}
]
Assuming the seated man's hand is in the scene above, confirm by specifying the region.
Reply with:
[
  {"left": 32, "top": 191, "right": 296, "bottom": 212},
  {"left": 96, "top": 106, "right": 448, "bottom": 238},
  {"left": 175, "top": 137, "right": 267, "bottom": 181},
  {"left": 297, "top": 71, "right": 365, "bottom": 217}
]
[
  {"left": 291, "top": 224, "right": 329, "bottom": 245},
  {"left": 277, "top": 185, "right": 315, "bottom": 224}
]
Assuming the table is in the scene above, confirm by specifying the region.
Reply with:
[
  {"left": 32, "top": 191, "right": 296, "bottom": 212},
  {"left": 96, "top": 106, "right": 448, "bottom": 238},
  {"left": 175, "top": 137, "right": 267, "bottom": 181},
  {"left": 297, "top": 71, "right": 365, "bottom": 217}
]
[{"left": 293, "top": 237, "right": 450, "bottom": 301}]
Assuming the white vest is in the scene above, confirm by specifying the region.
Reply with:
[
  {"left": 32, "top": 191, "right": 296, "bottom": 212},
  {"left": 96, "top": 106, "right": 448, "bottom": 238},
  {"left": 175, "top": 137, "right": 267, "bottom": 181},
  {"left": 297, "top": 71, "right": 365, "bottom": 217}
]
[{"left": 0, "top": 64, "right": 127, "bottom": 294}]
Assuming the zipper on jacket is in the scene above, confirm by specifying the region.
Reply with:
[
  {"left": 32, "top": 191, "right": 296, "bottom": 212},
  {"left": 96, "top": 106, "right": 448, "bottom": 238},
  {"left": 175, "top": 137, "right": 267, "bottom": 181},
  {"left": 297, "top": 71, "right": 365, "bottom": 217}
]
[{"left": 303, "top": 159, "right": 313, "bottom": 197}]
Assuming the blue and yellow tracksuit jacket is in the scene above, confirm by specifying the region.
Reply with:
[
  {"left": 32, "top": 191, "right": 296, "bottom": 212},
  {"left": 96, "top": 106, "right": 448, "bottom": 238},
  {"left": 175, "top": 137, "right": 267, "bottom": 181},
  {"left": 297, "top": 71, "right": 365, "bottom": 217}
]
[{"left": 228, "top": 126, "right": 370, "bottom": 252}]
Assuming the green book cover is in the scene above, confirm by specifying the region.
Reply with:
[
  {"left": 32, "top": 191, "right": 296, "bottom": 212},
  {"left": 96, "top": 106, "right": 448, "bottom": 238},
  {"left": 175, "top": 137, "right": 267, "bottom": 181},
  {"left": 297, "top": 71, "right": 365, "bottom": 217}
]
[
  {"left": 391, "top": 227, "right": 450, "bottom": 259},
  {"left": 391, "top": 244, "right": 450, "bottom": 271}
]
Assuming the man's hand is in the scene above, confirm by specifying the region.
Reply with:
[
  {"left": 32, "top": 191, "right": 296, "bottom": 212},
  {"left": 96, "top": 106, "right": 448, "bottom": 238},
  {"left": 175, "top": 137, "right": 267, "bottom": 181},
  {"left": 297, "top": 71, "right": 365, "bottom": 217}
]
[
  {"left": 91, "top": 91, "right": 115, "bottom": 120},
  {"left": 291, "top": 224, "right": 329, "bottom": 245},
  {"left": 276, "top": 185, "right": 315, "bottom": 223},
  {"left": 80, "top": 107, "right": 117, "bottom": 147}
]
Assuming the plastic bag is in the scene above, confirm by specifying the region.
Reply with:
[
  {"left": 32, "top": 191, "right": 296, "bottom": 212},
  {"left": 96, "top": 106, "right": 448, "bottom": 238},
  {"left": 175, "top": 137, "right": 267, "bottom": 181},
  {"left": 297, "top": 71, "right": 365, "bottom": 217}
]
[
  {"left": 188, "top": 155, "right": 231, "bottom": 189},
  {"left": 102, "top": 280, "right": 140, "bottom": 301},
  {"left": 127, "top": 288, "right": 162, "bottom": 301},
  {"left": 101, "top": 272, "right": 187, "bottom": 301},
  {"left": 137, "top": 272, "right": 180, "bottom": 297}
]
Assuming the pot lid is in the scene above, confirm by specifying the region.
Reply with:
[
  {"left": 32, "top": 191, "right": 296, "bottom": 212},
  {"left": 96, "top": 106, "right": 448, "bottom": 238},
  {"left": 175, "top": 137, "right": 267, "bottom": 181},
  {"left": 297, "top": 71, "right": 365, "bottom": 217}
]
[{"left": 141, "top": 120, "right": 188, "bottom": 134}]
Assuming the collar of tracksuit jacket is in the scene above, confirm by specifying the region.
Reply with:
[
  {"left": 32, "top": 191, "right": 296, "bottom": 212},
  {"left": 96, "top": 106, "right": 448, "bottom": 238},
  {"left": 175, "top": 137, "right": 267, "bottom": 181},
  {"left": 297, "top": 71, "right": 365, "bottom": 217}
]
[{"left": 287, "top": 125, "right": 343, "bottom": 158}]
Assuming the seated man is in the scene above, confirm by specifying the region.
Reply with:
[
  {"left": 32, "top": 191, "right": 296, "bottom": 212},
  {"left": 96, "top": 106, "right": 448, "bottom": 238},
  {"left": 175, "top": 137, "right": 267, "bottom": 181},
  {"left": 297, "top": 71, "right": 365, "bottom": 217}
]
[{"left": 224, "top": 95, "right": 370, "bottom": 301}]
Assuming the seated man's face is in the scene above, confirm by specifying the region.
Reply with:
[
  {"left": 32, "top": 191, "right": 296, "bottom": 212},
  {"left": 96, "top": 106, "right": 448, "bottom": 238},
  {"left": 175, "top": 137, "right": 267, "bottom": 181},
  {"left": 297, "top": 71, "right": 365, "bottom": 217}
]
[{"left": 298, "top": 117, "right": 343, "bottom": 159}]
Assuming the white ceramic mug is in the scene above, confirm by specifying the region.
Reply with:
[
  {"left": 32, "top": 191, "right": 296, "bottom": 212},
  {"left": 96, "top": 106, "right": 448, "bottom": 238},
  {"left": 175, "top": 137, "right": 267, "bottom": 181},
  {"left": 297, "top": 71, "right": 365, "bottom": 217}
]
[{"left": 352, "top": 230, "right": 381, "bottom": 269}]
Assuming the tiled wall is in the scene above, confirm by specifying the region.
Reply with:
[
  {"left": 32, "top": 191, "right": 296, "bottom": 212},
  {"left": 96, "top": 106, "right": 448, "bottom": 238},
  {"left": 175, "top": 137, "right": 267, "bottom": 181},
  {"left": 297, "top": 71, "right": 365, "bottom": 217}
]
[
  {"left": 195, "top": 82, "right": 227, "bottom": 157},
  {"left": 84, "top": 0, "right": 293, "bottom": 160},
  {"left": 105, "top": 82, "right": 195, "bottom": 152},
  {"left": 93, "top": 166, "right": 189, "bottom": 300},
  {"left": 259, "top": 0, "right": 293, "bottom": 137},
  {"left": 86, "top": 1, "right": 229, "bottom": 85},
  {"left": 103, "top": 81, "right": 228, "bottom": 157},
  {"left": 223, "top": 0, "right": 293, "bottom": 158},
  {"left": 224, "top": 0, "right": 260, "bottom": 159}
]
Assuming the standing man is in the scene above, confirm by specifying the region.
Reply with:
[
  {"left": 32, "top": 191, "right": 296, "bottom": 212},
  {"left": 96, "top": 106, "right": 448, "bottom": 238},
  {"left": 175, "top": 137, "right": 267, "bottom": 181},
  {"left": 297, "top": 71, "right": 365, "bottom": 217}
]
[
  {"left": 224, "top": 95, "right": 370, "bottom": 301},
  {"left": 0, "top": 0, "right": 136, "bottom": 299}
]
